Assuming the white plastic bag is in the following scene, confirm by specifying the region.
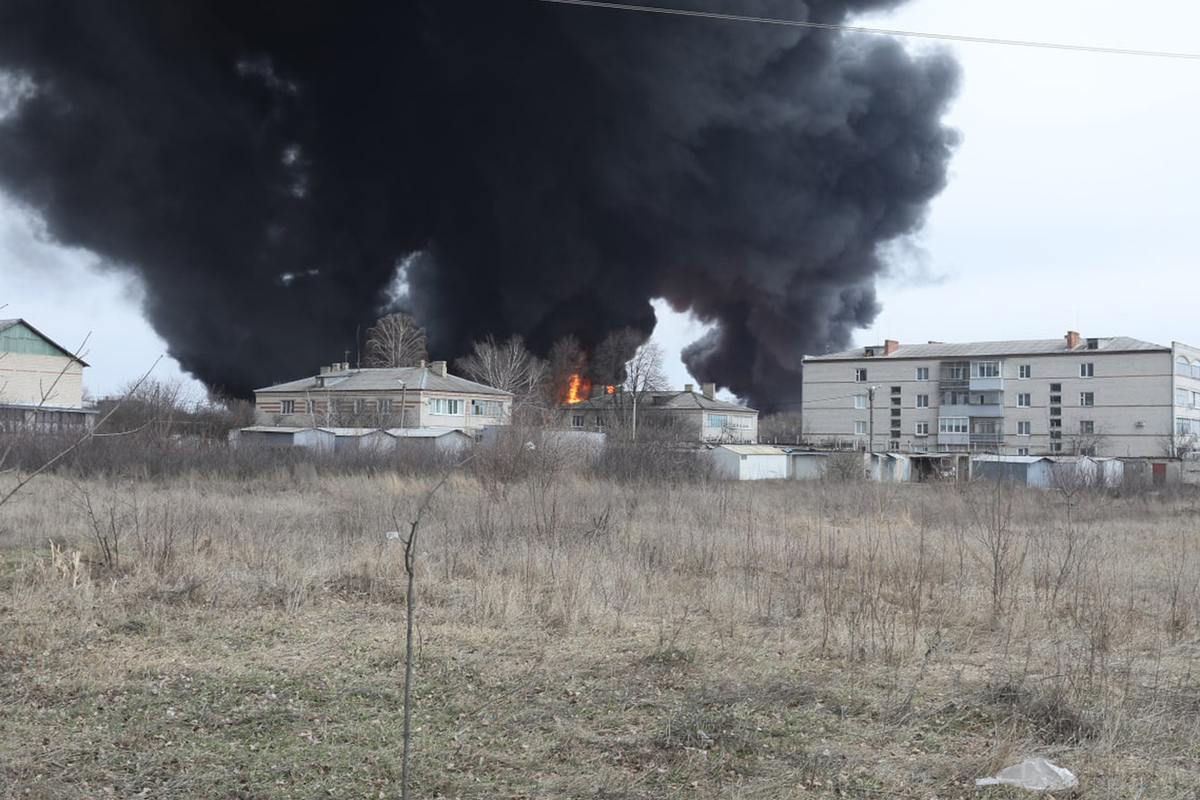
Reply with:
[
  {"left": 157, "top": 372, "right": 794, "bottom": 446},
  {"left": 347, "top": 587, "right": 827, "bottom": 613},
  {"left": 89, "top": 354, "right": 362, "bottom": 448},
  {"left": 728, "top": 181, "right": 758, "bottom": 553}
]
[{"left": 976, "top": 758, "right": 1078, "bottom": 792}]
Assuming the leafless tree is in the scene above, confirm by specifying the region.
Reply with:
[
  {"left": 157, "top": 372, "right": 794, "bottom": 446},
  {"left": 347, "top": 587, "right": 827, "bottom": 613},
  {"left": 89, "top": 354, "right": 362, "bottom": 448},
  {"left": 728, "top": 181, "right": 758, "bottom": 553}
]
[
  {"left": 363, "top": 312, "right": 427, "bottom": 368},
  {"left": 455, "top": 334, "right": 547, "bottom": 410},
  {"left": 606, "top": 334, "right": 669, "bottom": 441}
]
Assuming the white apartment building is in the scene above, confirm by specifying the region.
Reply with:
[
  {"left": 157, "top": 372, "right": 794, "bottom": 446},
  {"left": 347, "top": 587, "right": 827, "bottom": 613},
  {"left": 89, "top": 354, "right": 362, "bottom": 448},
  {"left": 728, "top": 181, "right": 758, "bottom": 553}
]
[{"left": 801, "top": 332, "right": 1200, "bottom": 459}]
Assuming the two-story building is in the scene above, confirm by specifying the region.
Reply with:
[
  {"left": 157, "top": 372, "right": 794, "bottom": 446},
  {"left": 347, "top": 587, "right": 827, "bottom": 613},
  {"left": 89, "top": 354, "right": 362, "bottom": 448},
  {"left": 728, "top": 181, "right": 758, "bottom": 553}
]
[
  {"left": 253, "top": 360, "right": 513, "bottom": 434},
  {"left": 0, "top": 318, "right": 95, "bottom": 432},
  {"left": 802, "top": 331, "right": 1198, "bottom": 459},
  {"left": 565, "top": 382, "right": 759, "bottom": 444}
]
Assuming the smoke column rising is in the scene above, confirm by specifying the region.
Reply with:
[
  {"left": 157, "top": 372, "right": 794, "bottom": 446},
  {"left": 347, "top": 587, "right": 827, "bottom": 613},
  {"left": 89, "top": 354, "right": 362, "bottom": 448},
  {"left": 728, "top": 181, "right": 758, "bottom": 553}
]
[{"left": 0, "top": 0, "right": 958, "bottom": 409}]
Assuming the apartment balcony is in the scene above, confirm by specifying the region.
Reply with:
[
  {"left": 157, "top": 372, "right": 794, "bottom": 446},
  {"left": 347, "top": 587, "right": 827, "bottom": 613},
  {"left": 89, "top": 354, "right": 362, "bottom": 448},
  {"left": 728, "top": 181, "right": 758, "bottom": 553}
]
[
  {"left": 970, "top": 377, "right": 1004, "bottom": 392},
  {"left": 970, "top": 432, "right": 1004, "bottom": 448},
  {"left": 969, "top": 405, "right": 1004, "bottom": 417},
  {"left": 937, "top": 432, "right": 970, "bottom": 447}
]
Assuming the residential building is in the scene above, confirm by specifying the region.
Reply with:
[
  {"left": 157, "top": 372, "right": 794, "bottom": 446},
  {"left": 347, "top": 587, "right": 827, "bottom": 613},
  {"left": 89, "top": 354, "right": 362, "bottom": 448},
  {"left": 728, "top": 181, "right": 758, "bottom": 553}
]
[
  {"left": 564, "top": 382, "right": 759, "bottom": 443},
  {"left": 0, "top": 318, "right": 95, "bottom": 432},
  {"left": 802, "top": 331, "right": 1200, "bottom": 459},
  {"left": 253, "top": 360, "right": 513, "bottom": 434}
]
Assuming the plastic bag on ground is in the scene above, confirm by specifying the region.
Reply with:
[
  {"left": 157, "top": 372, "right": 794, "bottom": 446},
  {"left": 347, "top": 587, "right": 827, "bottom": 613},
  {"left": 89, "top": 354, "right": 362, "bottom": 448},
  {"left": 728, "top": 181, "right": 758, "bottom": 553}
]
[{"left": 975, "top": 758, "right": 1078, "bottom": 791}]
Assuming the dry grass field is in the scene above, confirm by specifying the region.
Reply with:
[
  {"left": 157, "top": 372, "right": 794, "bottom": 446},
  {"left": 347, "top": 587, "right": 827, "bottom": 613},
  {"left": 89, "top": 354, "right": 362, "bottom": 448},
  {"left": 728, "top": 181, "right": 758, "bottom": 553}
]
[{"left": 3, "top": 460, "right": 1200, "bottom": 798}]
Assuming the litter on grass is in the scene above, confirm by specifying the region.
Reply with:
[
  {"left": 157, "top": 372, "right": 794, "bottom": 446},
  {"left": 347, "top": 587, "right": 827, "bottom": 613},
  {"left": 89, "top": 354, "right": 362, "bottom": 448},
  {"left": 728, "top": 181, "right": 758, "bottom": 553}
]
[{"left": 976, "top": 758, "right": 1078, "bottom": 792}]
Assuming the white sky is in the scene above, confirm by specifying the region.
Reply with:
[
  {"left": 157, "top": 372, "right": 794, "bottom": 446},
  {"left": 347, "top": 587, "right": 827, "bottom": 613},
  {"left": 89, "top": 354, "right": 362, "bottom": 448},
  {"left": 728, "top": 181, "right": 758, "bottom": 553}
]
[{"left": 2, "top": 0, "right": 1198, "bottom": 401}]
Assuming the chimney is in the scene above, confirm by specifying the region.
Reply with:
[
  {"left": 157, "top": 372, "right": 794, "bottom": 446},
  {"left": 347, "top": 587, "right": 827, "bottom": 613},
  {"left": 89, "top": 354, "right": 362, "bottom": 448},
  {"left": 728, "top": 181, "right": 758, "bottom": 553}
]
[
  {"left": 884, "top": 339, "right": 899, "bottom": 355},
  {"left": 430, "top": 360, "right": 447, "bottom": 378},
  {"left": 702, "top": 382, "right": 716, "bottom": 400},
  {"left": 1066, "top": 331, "right": 1081, "bottom": 350},
  {"left": 684, "top": 383, "right": 694, "bottom": 393},
  {"left": 418, "top": 359, "right": 426, "bottom": 369},
  {"left": 319, "top": 365, "right": 331, "bottom": 375}
]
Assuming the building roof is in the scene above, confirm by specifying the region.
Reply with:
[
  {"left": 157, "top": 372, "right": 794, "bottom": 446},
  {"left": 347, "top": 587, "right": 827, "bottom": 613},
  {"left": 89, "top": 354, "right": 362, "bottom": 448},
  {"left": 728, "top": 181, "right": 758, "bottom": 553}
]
[
  {"left": 386, "top": 427, "right": 471, "bottom": 439},
  {"left": 718, "top": 444, "right": 786, "bottom": 456},
  {"left": 804, "top": 335, "right": 1167, "bottom": 362},
  {"left": 255, "top": 365, "right": 512, "bottom": 396},
  {"left": 567, "top": 389, "right": 756, "bottom": 414},
  {"left": 0, "top": 318, "right": 91, "bottom": 366},
  {"left": 973, "top": 454, "right": 1053, "bottom": 464}
]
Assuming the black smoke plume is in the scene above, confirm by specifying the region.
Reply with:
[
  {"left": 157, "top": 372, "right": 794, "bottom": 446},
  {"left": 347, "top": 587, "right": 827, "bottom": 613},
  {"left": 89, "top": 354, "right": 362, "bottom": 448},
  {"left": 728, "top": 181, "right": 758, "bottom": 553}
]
[{"left": 0, "top": 0, "right": 958, "bottom": 410}]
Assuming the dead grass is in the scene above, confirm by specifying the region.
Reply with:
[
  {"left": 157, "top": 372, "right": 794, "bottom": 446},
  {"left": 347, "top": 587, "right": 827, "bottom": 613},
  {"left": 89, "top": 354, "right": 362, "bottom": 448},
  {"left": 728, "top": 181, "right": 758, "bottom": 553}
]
[{"left": 3, "top": 470, "right": 1200, "bottom": 797}]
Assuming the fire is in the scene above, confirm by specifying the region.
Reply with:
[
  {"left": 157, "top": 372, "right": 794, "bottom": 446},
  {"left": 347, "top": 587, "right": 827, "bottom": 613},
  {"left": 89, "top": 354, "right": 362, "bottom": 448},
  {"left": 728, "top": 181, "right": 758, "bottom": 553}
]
[{"left": 564, "top": 373, "right": 591, "bottom": 404}]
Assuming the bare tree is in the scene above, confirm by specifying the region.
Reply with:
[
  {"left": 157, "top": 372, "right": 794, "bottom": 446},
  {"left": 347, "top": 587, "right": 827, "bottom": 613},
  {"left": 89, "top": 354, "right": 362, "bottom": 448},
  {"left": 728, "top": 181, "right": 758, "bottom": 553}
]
[
  {"left": 607, "top": 334, "right": 669, "bottom": 441},
  {"left": 455, "top": 335, "right": 546, "bottom": 396},
  {"left": 364, "top": 313, "right": 427, "bottom": 368}
]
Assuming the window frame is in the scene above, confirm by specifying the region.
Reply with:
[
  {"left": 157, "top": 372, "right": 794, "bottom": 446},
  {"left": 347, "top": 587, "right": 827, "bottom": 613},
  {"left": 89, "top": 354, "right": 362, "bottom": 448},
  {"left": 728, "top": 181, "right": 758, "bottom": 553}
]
[
  {"left": 1018, "top": 364, "right": 1032, "bottom": 380},
  {"left": 854, "top": 368, "right": 868, "bottom": 382},
  {"left": 915, "top": 367, "right": 929, "bottom": 381},
  {"left": 915, "top": 394, "right": 929, "bottom": 408},
  {"left": 1080, "top": 362, "right": 1094, "bottom": 378},
  {"left": 1079, "top": 392, "right": 1095, "bottom": 407},
  {"left": 1016, "top": 393, "right": 1031, "bottom": 408},
  {"left": 1017, "top": 420, "right": 1031, "bottom": 436}
]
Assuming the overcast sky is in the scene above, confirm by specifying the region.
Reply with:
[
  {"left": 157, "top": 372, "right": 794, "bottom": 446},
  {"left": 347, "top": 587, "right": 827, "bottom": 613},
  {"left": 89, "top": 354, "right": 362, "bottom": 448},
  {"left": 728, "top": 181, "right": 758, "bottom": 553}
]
[{"left": 2, "top": 0, "right": 1198, "bottom": 402}]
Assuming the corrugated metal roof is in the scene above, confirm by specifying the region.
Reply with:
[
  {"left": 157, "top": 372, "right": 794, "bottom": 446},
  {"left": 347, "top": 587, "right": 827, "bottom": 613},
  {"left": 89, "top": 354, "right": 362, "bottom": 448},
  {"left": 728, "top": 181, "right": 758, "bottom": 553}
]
[
  {"left": 973, "top": 455, "right": 1052, "bottom": 464},
  {"left": 718, "top": 444, "right": 786, "bottom": 455},
  {"left": 0, "top": 318, "right": 91, "bottom": 366},
  {"left": 239, "top": 426, "right": 314, "bottom": 434},
  {"left": 805, "top": 335, "right": 1167, "bottom": 362},
  {"left": 386, "top": 427, "right": 470, "bottom": 439},
  {"left": 256, "top": 365, "right": 512, "bottom": 396}
]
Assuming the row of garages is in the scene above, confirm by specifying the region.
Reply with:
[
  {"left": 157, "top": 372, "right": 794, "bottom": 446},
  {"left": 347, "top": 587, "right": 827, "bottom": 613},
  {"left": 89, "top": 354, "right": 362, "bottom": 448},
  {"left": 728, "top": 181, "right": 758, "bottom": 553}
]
[
  {"left": 232, "top": 426, "right": 472, "bottom": 453},
  {"left": 713, "top": 445, "right": 1186, "bottom": 488}
]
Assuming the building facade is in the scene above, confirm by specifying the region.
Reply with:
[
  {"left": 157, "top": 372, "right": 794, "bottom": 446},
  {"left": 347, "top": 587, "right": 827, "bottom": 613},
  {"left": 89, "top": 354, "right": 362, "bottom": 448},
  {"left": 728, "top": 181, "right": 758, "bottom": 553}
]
[
  {"left": 253, "top": 360, "right": 513, "bottom": 434},
  {"left": 565, "top": 383, "right": 759, "bottom": 443},
  {"left": 0, "top": 318, "right": 94, "bottom": 432},
  {"left": 802, "top": 332, "right": 1199, "bottom": 459}
]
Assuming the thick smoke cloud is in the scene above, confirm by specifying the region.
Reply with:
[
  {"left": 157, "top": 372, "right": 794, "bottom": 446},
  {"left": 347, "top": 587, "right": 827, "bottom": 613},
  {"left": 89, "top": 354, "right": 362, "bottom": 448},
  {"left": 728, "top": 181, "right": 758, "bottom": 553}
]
[{"left": 0, "top": 0, "right": 958, "bottom": 410}]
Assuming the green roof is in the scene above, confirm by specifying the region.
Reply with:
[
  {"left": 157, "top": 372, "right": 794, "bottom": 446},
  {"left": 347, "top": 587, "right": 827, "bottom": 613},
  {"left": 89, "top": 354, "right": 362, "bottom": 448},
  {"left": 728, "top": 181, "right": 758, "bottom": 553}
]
[{"left": 0, "top": 319, "right": 90, "bottom": 365}]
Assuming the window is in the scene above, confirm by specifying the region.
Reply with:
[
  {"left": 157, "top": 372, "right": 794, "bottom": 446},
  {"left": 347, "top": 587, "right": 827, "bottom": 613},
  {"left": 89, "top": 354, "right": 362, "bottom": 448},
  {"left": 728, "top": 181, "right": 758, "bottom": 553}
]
[
  {"left": 1193, "top": 360, "right": 1200, "bottom": 379},
  {"left": 1017, "top": 393, "right": 1031, "bottom": 408},
  {"left": 1177, "top": 388, "right": 1190, "bottom": 406},
  {"left": 1050, "top": 442, "right": 1063, "bottom": 453},
  {"left": 1080, "top": 362, "right": 1094, "bottom": 378},
  {"left": 305, "top": 399, "right": 315, "bottom": 415},
  {"left": 971, "top": 361, "right": 1001, "bottom": 378},
  {"left": 429, "top": 398, "right": 463, "bottom": 415},
  {"left": 1050, "top": 431, "right": 1062, "bottom": 440},
  {"left": 1050, "top": 383, "right": 1062, "bottom": 392},
  {"left": 889, "top": 440, "right": 900, "bottom": 451},
  {"left": 1178, "top": 356, "right": 1192, "bottom": 377},
  {"left": 707, "top": 414, "right": 729, "bottom": 428},
  {"left": 571, "top": 414, "right": 584, "bottom": 429},
  {"left": 728, "top": 416, "right": 752, "bottom": 429},
  {"left": 378, "top": 398, "right": 394, "bottom": 414},
  {"left": 1080, "top": 420, "right": 1095, "bottom": 435},
  {"left": 1050, "top": 418, "right": 1062, "bottom": 428},
  {"left": 471, "top": 399, "right": 504, "bottom": 416},
  {"left": 1017, "top": 447, "right": 1030, "bottom": 456},
  {"left": 280, "top": 399, "right": 295, "bottom": 414},
  {"left": 891, "top": 385, "right": 901, "bottom": 394},
  {"left": 1194, "top": 391, "right": 1200, "bottom": 408},
  {"left": 854, "top": 394, "right": 868, "bottom": 409},
  {"left": 915, "top": 394, "right": 929, "bottom": 408},
  {"left": 854, "top": 421, "right": 867, "bottom": 435},
  {"left": 1080, "top": 392, "right": 1094, "bottom": 407},
  {"left": 890, "top": 408, "right": 901, "bottom": 418},
  {"left": 855, "top": 368, "right": 868, "bottom": 382},
  {"left": 353, "top": 398, "right": 366, "bottom": 414},
  {"left": 1018, "top": 364, "right": 1031, "bottom": 379},
  {"left": 1017, "top": 421, "right": 1031, "bottom": 436},
  {"left": 1049, "top": 395, "right": 1061, "bottom": 405},
  {"left": 890, "top": 396, "right": 901, "bottom": 406},
  {"left": 939, "top": 417, "right": 969, "bottom": 434},
  {"left": 1179, "top": 418, "right": 1193, "bottom": 435},
  {"left": 916, "top": 367, "right": 929, "bottom": 380},
  {"left": 1050, "top": 407, "right": 1061, "bottom": 416},
  {"left": 915, "top": 421, "right": 929, "bottom": 436}
]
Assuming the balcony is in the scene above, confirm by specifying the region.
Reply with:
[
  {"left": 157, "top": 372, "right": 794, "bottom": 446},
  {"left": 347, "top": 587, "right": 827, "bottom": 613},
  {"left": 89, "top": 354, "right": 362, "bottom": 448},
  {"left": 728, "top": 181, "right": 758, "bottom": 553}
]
[
  {"left": 970, "top": 432, "right": 1004, "bottom": 448},
  {"left": 937, "top": 432, "right": 970, "bottom": 447},
  {"left": 970, "top": 377, "right": 1004, "bottom": 392},
  {"left": 969, "top": 405, "right": 1004, "bottom": 417}
]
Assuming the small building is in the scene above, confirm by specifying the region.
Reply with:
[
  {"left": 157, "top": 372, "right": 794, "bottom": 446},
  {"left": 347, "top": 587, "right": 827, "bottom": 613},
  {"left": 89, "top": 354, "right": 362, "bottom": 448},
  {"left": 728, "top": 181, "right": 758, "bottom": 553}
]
[
  {"left": 254, "top": 359, "right": 513, "bottom": 434},
  {"left": 783, "top": 450, "right": 829, "bottom": 480},
  {"left": 972, "top": 454, "right": 1056, "bottom": 487},
  {"left": 565, "top": 383, "right": 758, "bottom": 444},
  {"left": 233, "top": 426, "right": 336, "bottom": 451},
  {"left": 387, "top": 427, "right": 473, "bottom": 453},
  {"left": 0, "top": 318, "right": 95, "bottom": 433},
  {"left": 713, "top": 444, "right": 789, "bottom": 480}
]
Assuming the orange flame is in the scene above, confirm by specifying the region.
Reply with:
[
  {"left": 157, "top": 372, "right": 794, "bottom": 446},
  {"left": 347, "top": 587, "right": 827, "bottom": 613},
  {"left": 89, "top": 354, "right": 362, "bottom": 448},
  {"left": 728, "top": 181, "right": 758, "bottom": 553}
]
[{"left": 564, "top": 373, "right": 592, "bottom": 404}]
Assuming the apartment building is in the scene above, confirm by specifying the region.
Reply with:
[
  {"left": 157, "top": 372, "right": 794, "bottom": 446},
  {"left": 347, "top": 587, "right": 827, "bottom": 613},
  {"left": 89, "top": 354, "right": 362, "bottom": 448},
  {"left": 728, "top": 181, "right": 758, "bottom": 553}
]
[{"left": 802, "top": 331, "right": 1200, "bottom": 459}]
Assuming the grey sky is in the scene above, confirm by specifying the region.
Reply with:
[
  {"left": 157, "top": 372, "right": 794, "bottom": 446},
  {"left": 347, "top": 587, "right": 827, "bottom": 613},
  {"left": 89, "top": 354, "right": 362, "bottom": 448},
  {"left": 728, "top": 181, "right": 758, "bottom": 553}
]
[{"left": 2, "top": 0, "right": 1197, "bottom": 402}]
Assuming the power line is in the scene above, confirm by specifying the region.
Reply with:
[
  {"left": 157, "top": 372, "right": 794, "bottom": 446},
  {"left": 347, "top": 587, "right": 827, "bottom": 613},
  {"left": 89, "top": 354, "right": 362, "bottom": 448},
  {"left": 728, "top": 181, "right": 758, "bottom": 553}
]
[{"left": 526, "top": 0, "right": 1200, "bottom": 61}]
